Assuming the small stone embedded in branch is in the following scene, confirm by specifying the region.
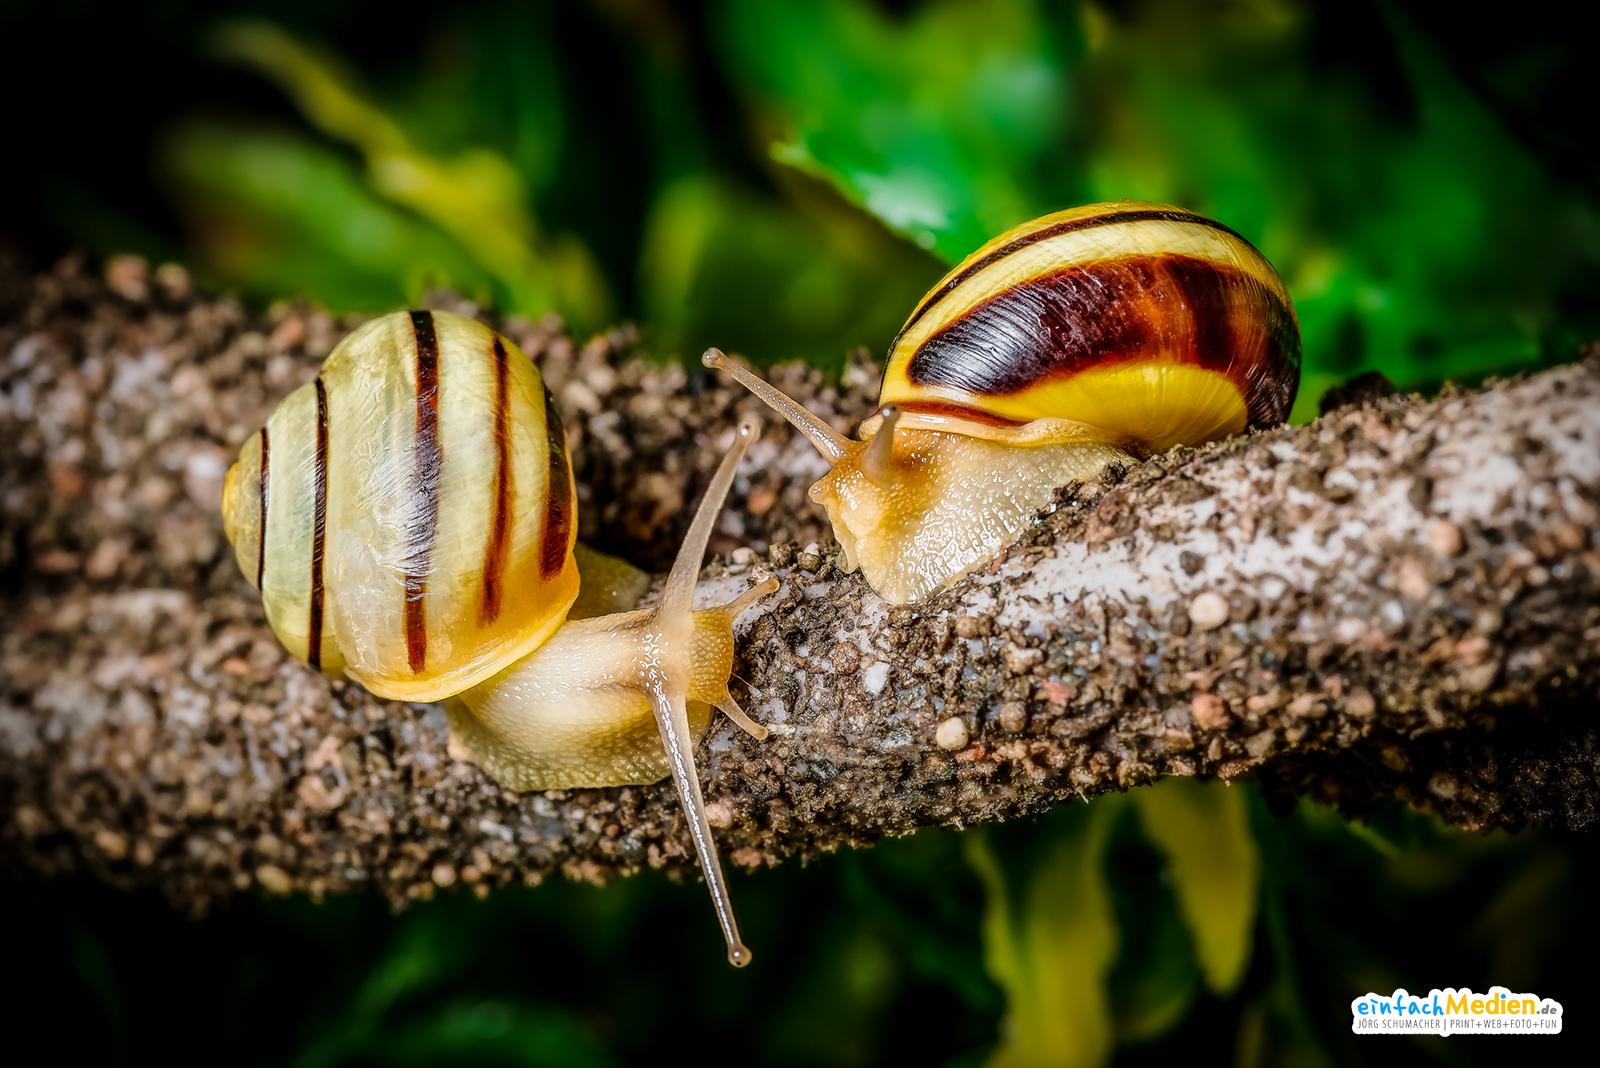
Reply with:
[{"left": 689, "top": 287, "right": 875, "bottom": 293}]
[
  {"left": 1191, "top": 694, "right": 1231, "bottom": 730},
  {"left": 1189, "top": 591, "right": 1231, "bottom": 631},
  {"left": 256, "top": 865, "right": 292, "bottom": 895},
  {"left": 1554, "top": 522, "right": 1590, "bottom": 552},
  {"left": 935, "top": 717, "right": 971, "bottom": 751},
  {"left": 1455, "top": 635, "right": 1491, "bottom": 667},
  {"left": 1003, "top": 646, "right": 1044, "bottom": 674},
  {"left": 1396, "top": 558, "right": 1433, "bottom": 601},
  {"left": 998, "top": 702, "right": 1028, "bottom": 732},
  {"left": 1430, "top": 521, "right": 1464, "bottom": 557},
  {"left": 1040, "top": 678, "right": 1074, "bottom": 707}
]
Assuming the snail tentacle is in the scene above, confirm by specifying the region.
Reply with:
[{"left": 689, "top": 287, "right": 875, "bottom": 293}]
[
  {"left": 715, "top": 692, "right": 768, "bottom": 741},
  {"left": 860, "top": 404, "right": 900, "bottom": 488},
  {"left": 643, "top": 412, "right": 763, "bottom": 967},
  {"left": 703, "top": 349, "right": 849, "bottom": 463}
]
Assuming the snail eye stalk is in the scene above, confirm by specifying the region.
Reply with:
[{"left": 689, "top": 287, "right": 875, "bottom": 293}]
[{"left": 703, "top": 349, "right": 850, "bottom": 464}]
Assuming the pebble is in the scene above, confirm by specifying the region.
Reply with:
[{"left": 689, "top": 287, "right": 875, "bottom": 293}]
[
  {"left": 998, "top": 702, "right": 1028, "bottom": 732},
  {"left": 255, "top": 864, "right": 292, "bottom": 895},
  {"left": 1003, "top": 646, "right": 1044, "bottom": 674},
  {"left": 1396, "top": 558, "right": 1432, "bottom": 601},
  {"left": 1427, "top": 771, "right": 1461, "bottom": 801},
  {"left": 935, "top": 717, "right": 970, "bottom": 751},
  {"left": 1454, "top": 635, "right": 1491, "bottom": 667},
  {"left": 154, "top": 262, "right": 192, "bottom": 300},
  {"left": 703, "top": 800, "right": 733, "bottom": 828},
  {"left": 746, "top": 489, "right": 777, "bottom": 516},
  {"left": 94, "top": 828, "right": 128, "bottom": 860},
  {"left": 1552, "top": 521, "right": 1589, "bottom": 551},
  {"left": 1040, "top": 678, "right": 1074, "bottom": 707},
  {"left": 104, "top": 254, "right": 149, "bottom": 302},
  {"left": 1188, "top": 591, "right": 1230, "bottom": 631},
  {"left": 1334, "top": 617, "right": 1369, "bottom": 643},
  {"left": 1345, "top": 691, "right": 1377, "bottom": 717},
  {"left": 1429, "top": 521, "right": 1464, "bottom": 557},
  {"left": 1287, "top": 693, "right": 1326, "bottom": 718},
  {"left": 1190, "top": 693, "right": 1229, "bottom": 730},
  {"left": 269, "top": 316, "right": 307, "bottom": 351}
]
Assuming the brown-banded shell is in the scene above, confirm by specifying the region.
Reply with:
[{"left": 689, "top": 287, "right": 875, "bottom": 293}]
[
  {"left": 874, "top": 200, "right": 1302, "bottom": 453},
  {"left": 220, "top": 309, "right": 579, "bottom": 702}
]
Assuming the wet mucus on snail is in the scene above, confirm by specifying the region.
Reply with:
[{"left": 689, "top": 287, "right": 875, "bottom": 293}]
[
  {"left": 707, "top": 200, "right": 1302, "bottom": 605},
  {"left": 220, "top": 309, "right": 775, "bottom": 966}
]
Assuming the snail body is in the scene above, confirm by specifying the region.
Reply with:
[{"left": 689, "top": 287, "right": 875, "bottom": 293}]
[
  {"left": 709, "top": 200, "right": 1301, "bottom": 604},
  {"left": 222, "top": 309, "right": 773, "bottom": 965}
]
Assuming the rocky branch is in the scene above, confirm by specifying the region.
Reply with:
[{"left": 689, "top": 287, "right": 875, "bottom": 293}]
[{"left": 1, "top": 257, "right": 1596, "bottom": 913}]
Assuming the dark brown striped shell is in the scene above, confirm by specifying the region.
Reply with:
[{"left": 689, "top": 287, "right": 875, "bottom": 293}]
[
  {"left": 220, "top": 310, "right": 579, "bottom": 702},
  {"left": 880, "top": 201, "right": 1301, "bottom": 452}
]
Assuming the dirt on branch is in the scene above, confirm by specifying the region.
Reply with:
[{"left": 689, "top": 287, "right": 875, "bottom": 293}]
[{"left": 1, "top": 254, "right": 1597, "bottom": 913}]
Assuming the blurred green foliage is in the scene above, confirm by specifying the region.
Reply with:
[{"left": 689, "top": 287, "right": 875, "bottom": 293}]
[
  {"left": 91, "top": 0, "right": 1596, "bottom": 414},
  {"left": 720, "top": 0, "right": 1073, "bottom": 261},
  {"left": 167, "top": 18, "right": 612, "bottom": 331},
  {"left": 10, "top": 789, "right": 1591, "bottom": 1066},
  {"left": 161, "top": 120, "right": 503, "bottom": 314},
  {"left": 1131, "top": 777, "right": 1258, "bottom": 998},
  {"left": 724, "top": 0, "right": 1600, "bottom": 419}
]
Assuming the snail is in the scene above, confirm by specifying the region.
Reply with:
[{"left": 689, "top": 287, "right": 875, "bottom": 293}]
[
  {"left": 219, "top": 309, "right": 776, "bottom": 966},
  {"left": 706, "top": 200, "right": 1301, "bottom": 604}
]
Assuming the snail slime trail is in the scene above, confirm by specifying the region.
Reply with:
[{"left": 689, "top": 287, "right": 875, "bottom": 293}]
[
  {"left": 708, "top": 199, "right": 1300, "bottom": 605},
  {"left": 220, "top": 310, "right": 777, "bottom": 966}
]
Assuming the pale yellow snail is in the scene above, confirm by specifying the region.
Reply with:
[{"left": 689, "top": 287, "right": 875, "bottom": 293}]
[
  {"left": 219, "top": 309, "right": 775, "bottom": 965},
  {"left": 707, "top": 200, "right": 1301, "bottom": 604}
]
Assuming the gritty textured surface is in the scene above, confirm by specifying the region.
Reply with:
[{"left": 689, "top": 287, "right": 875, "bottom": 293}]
[{"left": 1, "top": 254, "right": 1597, "bottom": 913}]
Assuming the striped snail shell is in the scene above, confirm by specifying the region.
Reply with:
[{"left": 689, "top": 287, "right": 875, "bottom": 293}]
[
  {"left": 222, "top": 309, "right": 775, "bottom": 967},
  {"left": 707, "top": 200, "right": 1301, "bottom": 604},
  {"left": 221, "top": 310, "right": 578, "bottom": 701}
]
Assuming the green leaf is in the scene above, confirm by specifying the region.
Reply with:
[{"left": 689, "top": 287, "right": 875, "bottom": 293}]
[
  {"left": 967, "top": 802, "right": 1120, "bottom": 1068},
  {"left": 718, "top": 0, "right": 1072, "bottom": 262},
  {"left": 210, "top": 19, "right": 611, "bottom": 329},
  {"left": 637, "top": 173, "right": 943, "bottom": 367},
  {"left": 1132, "top": 777, "right": 1259, "bottom": 997},
  {"left": 1101, "top": 809, "right": 1202, "bottom": 1045},
  {"left": 159, "top": 120, "right": 498, "bottom": 313}
]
